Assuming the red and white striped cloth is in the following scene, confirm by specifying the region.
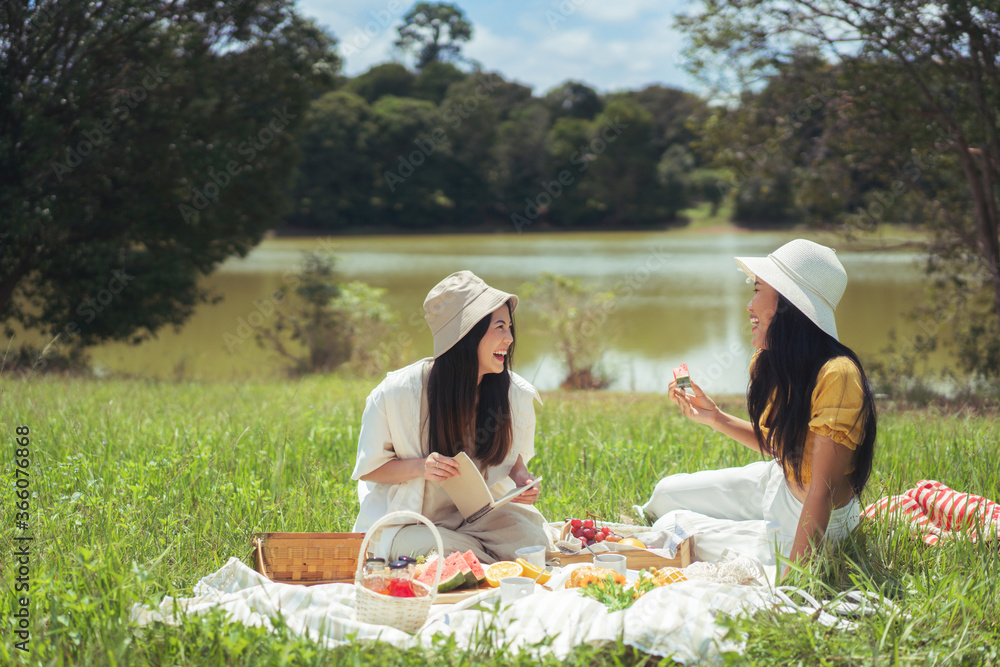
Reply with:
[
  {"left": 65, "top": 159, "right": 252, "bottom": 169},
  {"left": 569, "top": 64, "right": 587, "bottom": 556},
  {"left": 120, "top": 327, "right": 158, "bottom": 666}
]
[{"left": 863, "top": 480, "right": 1000, "bottom": 545}]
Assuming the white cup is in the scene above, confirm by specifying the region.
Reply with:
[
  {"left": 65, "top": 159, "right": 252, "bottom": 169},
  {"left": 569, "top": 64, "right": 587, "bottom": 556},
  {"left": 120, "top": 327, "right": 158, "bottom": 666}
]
[
  {"left": 499, "top": 576, "right": 535, "bottom": 606},
  {"left": 593, "top": 553, "right": 627, "bottom": 576},
  {"left": 514, "top": 545, "right": 546, "bottom": 569}
]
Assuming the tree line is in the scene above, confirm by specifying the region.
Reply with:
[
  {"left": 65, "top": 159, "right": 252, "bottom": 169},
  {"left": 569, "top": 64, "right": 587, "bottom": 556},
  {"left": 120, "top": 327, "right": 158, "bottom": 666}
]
[{"left": 288, "top": 63, "right": 713, "bottom": 232}]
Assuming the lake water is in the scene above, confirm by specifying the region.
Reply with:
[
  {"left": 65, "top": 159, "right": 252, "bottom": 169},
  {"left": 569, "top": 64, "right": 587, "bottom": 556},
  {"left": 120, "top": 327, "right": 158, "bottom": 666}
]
[{"left": 88, "top": 229, "right": 932, "bottom": 394}]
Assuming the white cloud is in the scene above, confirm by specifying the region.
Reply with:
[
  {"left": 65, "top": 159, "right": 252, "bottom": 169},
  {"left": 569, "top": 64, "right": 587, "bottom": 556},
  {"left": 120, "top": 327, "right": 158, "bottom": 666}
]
[
  {"left": 575, "top": 0, "right": 670, "bottom": 24},
  {"left": 537, "top": 28, "right": 598, "bottom": 58}
]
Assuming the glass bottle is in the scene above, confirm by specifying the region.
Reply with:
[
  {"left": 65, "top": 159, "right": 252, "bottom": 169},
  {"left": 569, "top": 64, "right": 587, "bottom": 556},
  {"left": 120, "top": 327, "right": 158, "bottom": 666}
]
[
  {"left": 386, "top": 560, "right": 416, "bottom": 598},
  {"left": 397, "top": 555, "right": 417, "bottom": 578},
  {"left": 363, "top": 557, "right": 387, "bottom": 594}
]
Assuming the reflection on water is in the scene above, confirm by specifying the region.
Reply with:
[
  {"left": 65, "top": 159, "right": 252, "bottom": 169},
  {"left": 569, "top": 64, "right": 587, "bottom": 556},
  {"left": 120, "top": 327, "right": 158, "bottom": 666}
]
[{"left": 88, "top": 230, "right": 931, "bottom": 394}]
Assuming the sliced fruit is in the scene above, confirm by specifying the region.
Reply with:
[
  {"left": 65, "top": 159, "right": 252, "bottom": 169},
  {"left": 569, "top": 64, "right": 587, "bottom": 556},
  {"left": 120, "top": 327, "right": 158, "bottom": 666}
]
[
  {"left": 440, "top": 551, "right": 476, "bottom": 588},
  {"left": 618, "top": 537, "right": 646, "bottom": 549},
  {"left": 461, "top": 550, "right": 487, "bottom": 585},
  {"left": 414, "top": 555, "right": 468, "bottom": 593},
  {"left": 515, "top": 558, "right": 551, "bottom": 585},
  {"left": 485, "top": 560, "right": 523, "bottom": 587}
]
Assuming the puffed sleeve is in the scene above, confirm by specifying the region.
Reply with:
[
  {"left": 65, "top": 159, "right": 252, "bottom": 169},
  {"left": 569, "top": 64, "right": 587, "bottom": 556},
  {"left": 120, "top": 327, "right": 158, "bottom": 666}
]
[
  {"left": 514, "top": 394, "right": 537, "bottom": 463},
  {"left": 351, "top": 384, "right": 397, "bottom": 480},
  {"left": 509, "top": 372, "right": 542, "bottom": 464},
  {"left": 809, "top": 357, "right": 866, "bottom": 449}
]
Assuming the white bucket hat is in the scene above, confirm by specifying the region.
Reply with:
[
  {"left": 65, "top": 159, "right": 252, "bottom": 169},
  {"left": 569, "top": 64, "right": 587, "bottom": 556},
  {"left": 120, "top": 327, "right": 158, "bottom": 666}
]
[
  {"left": 735, "top": 239, "right": 847, "bottom": 341},
  {"left": 423, "top": 271, "right": 518, "bottom": 358}
]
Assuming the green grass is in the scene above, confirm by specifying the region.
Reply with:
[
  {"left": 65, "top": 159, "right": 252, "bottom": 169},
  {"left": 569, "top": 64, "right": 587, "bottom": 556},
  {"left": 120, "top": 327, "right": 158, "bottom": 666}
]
[
  {"left": 2, "top": 376, "right": 999, "bottom": 665},
  {"left": 678, "top": 202, "right": 734, "bottom": 229},
  {"left": 678, "top": 200, "right": 934, "bottom": 251}
]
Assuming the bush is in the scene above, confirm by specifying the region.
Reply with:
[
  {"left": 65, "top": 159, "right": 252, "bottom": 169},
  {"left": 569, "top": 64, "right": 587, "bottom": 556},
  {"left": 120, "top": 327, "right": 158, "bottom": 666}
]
[
  {"left": 518, "top": 273, "right": 616, "bottom": 389},
  {"left": 256, "top": 256, "right": 406, "bottom": 377}
]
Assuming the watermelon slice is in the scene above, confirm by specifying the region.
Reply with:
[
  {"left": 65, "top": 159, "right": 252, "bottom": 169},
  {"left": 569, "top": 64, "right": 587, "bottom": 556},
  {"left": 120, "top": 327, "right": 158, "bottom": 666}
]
[
  {"left": 461, "top": 550, "right": 487, "bottom": 585},
  {"left": 673, "top": 363, "right": 692, "bottom": 390},
  {"left": 444, "top": 551, "right": 477, "bottom": 588},
  {"left": 414, "top": 554, "right": 466, "bottom": 593}
]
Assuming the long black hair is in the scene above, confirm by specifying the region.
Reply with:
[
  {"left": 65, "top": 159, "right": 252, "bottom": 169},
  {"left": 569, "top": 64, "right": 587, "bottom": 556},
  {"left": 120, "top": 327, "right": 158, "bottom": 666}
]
[
  {"left": 426, "top": 302, "right": 515, "bottom": 467},
  {"left": 747, "top": 295, "right": 877, "bottom": 496}
]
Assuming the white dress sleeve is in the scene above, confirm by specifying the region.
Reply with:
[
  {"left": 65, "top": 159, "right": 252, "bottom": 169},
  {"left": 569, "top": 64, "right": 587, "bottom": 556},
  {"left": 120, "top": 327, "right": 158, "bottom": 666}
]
[
  {"left": 351, "top": 384, "right": 397, "bottom": 481},
  {"left": 513, "top": 393, "right": 537, "bottom": 464}
]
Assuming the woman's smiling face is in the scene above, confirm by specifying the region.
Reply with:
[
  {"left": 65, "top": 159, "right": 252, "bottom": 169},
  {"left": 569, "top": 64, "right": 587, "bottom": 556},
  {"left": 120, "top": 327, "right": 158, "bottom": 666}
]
[
  {"left": 477, "top": 303, "right": 513, "bottom": 382},
  {"left": 747, "top": 278, "right": 779, "bottom": 350}
]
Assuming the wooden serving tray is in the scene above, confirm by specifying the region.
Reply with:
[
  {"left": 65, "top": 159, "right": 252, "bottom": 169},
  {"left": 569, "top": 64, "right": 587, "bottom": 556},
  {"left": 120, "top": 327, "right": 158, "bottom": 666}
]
[{"left": 546, "top": 535, "right": 693, "bottom": 570}]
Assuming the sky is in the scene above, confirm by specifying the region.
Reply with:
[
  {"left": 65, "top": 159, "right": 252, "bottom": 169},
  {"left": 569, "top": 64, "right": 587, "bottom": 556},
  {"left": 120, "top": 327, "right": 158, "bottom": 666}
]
[{"left": 296, "top": 0, "right": 702, "bottom": 96}]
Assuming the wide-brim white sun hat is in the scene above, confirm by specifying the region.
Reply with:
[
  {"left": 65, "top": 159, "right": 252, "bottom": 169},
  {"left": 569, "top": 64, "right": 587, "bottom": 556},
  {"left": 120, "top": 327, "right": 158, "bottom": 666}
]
[
  {"left": 735, "top": 239, "right": 847, "bottom": 341},
  {"left": 424, "top": 270, "right": 518, "bottom": 358}
]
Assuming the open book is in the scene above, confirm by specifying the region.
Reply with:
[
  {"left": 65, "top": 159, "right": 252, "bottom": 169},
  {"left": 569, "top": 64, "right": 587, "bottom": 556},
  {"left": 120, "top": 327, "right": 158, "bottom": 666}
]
[{"left": 438, "top": 452, "right": 542, "bottom": 523}]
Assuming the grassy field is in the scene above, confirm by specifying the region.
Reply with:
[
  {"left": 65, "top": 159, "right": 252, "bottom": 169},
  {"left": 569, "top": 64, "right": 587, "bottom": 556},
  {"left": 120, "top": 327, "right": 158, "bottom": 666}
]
[{"left": 2, "top": 375, "right": 998, "bottom": 665}]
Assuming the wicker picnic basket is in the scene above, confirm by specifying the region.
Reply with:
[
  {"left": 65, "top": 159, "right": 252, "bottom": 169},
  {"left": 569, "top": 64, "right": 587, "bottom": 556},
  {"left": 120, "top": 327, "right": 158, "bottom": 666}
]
[
  {"left": 354, "top": 510, "right": 442, "bottom": 633},
  {"left": 252, "top": 531, "right": 365, "bottom": 584}
]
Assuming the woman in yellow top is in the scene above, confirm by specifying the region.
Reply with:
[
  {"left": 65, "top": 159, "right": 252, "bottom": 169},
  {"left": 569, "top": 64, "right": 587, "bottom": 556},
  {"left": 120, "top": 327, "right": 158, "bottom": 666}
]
[{"left": 641, "top": 239, "right": 877, "bottom": 576}]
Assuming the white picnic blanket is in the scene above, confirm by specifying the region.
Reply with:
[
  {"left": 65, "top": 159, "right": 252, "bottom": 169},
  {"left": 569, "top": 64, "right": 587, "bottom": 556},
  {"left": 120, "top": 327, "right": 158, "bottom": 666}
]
[{"left": 130, "top": 557, "right": 895, "bottom": 663}]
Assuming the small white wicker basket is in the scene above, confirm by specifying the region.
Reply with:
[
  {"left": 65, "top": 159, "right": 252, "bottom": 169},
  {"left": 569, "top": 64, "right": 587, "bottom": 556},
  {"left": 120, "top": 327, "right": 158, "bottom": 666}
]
[{"left": 354, "top": 511, "right": 442, "bottom": 633}]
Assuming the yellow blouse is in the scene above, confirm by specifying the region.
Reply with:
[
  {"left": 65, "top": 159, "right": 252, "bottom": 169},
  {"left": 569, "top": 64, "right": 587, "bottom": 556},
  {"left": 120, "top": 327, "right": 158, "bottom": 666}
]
[{"left": 755, "top": 355, "right": 867, "bottom": 486}]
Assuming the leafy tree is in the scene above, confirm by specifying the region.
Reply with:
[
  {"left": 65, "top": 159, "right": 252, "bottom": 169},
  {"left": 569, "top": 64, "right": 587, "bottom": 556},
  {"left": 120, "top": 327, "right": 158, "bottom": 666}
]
[
  {"left": 288, "top": 91, "right": 377, "bottom": 230},
  {"left": 344, "top": 63, "right": 415, "bottom": 103},
  {"left": 631, "top": 85, "right": 706, "bottom": 159},
  {"left": 412, "top": 61, "right": 467, "bottom": 103},
  {"left": 0, "top": 0, "right": 338, "bottom": 356},
  {"left": 369, "top": 95, "right": 454, "bottom": 228},
  {"left": 490, "top": 104, "right": 551, "bottom": 218},
  {"left": 436, "top": 73, "right": 501, "bottom": 220},
  {"left": 693, "top": 49, "right": 839, "bottom": 226},
  {"left": 678, "top": 0, "right": 1000, "bottom": 378},
  {"left": 543, "top": 81, "right": 602, "bottom": 120},
  {"left": 486, "top": 78, "right": 534, "bottom": 120},
  {"left": 395, "top": 2, "right": 472, "bottom": 70},
  {"left": 580, "top": 97, "right": 676, "bottom": 226},
  {"left": 657, "top": 145, "right": 694, "bottom": 214},
  {"left": 543, "top": 116, "right": 597, "bottom": 227}
]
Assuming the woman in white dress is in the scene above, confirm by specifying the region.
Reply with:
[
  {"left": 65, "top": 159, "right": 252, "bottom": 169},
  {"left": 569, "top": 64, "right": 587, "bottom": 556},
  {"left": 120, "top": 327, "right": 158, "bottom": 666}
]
[
  {"left": 642, "top": 239, "right": 877, "bottom": 579},
  {"left": 351, "top": 271, "right": 550, "bottom": 563}
]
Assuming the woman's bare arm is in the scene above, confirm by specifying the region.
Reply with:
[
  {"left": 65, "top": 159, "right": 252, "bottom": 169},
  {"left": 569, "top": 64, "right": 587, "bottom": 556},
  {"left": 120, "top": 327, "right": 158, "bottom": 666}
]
[
  {"left": 359, "top": 452, "right": 461, "bottom": 484},
  {"left": 508, "top": 454, "right": 539, "bottom": 504},
  {"left": 670, "top": 380, "right": 766, "bottom": 454},
  {"left": 784, "top": 433, "right": 854, "bottom": 575}
]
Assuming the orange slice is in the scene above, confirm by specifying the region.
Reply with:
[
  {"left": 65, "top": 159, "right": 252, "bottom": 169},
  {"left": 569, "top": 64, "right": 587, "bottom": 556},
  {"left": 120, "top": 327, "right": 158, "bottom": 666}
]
[
  {"left": 485, "top": 560, "right": 524, "bottom": 587},
  {"left": 515, "top": 558, "right": 551, "bottom": 585},
  {"left": 618, "top": 537, "right": 646, "bottom": 549}
]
